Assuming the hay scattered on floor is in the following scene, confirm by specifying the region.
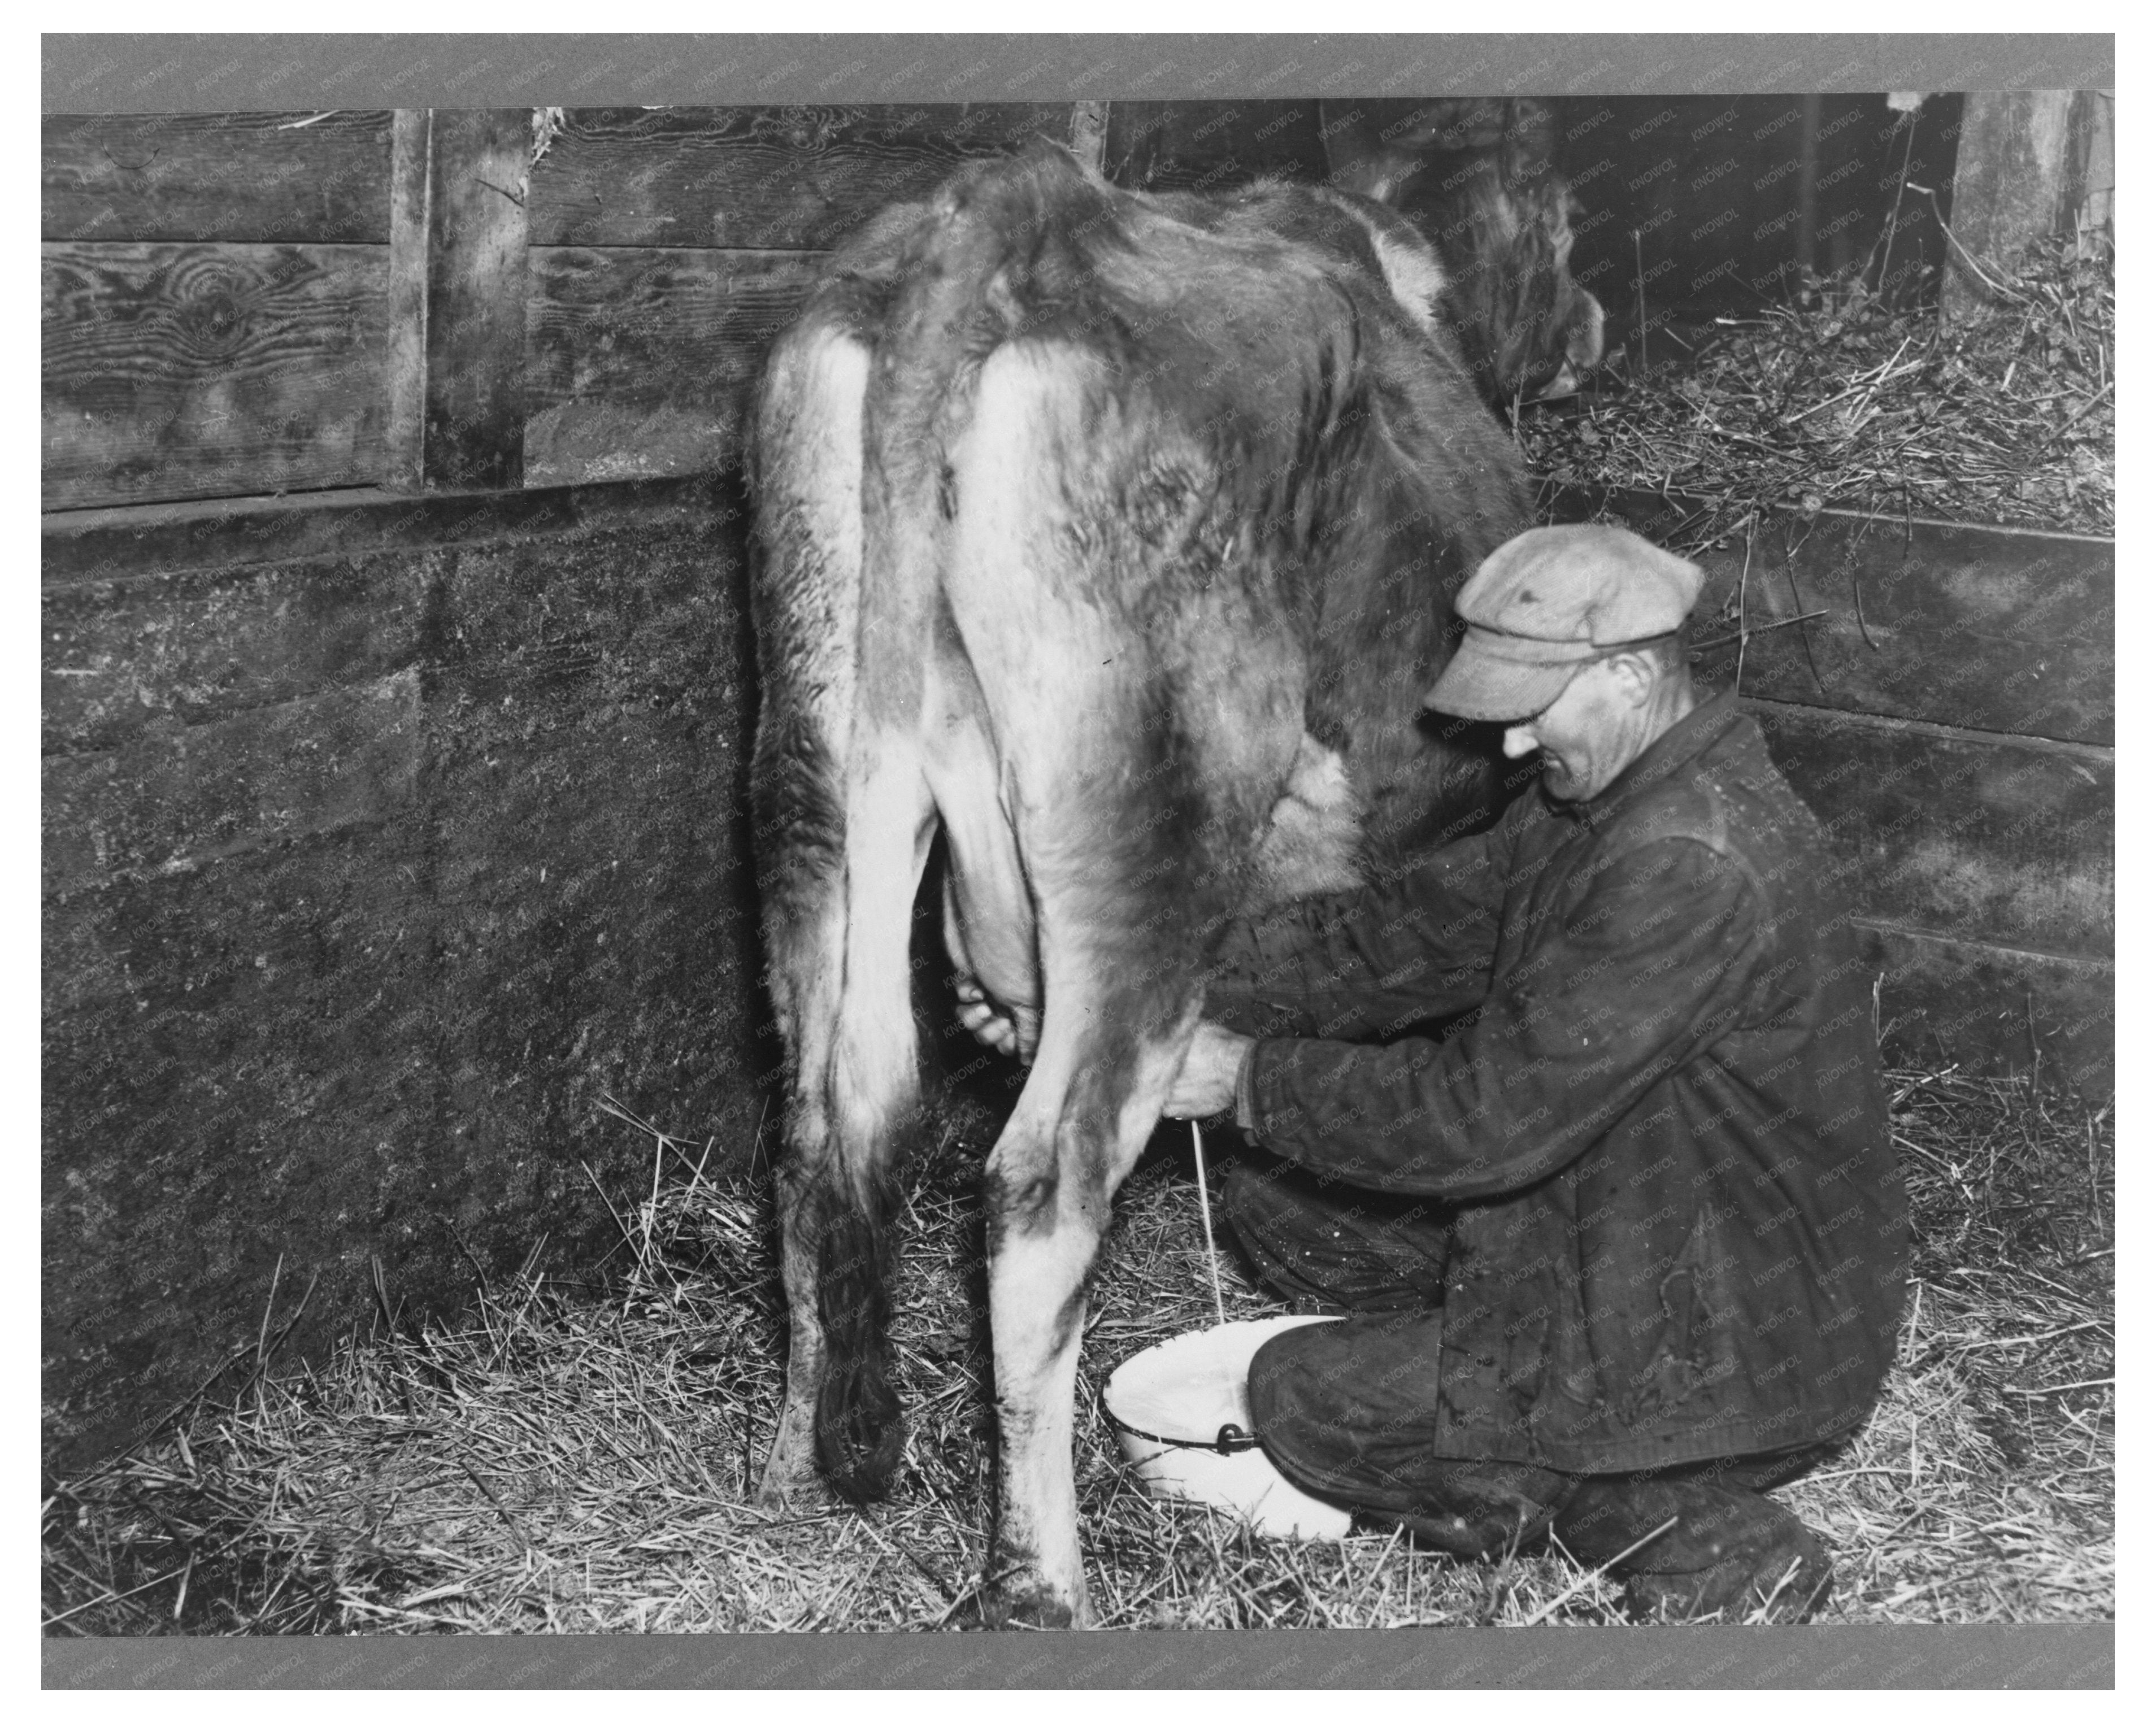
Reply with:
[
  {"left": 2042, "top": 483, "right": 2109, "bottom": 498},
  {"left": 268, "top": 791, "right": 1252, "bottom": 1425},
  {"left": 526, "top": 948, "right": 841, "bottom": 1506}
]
[
  {"left": 45, "top": 1068, "right": 2111, "bottom": 1634},
  {"left": 1519, "top": 232, "right": 2114, "bottom": 543},
  {"left": 1777, "top": 1068, "right": 2115, "bottom": 1622}
]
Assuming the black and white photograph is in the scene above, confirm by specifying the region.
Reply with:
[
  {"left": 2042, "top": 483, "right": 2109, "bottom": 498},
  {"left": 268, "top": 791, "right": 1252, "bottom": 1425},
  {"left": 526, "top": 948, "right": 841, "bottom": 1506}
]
[{"left": 40, "top": 31, "right": 2114, "bottom": 1687}]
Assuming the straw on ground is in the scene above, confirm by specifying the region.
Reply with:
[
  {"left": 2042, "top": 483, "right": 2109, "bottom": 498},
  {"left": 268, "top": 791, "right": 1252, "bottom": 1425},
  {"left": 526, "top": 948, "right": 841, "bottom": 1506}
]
[{"left": 44, "top": 1063, "right": 2111, "bottom": 1634}]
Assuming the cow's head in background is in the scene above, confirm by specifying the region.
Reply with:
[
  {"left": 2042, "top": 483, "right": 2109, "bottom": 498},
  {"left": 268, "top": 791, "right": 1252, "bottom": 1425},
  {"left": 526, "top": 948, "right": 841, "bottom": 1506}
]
[{"left": 1322, "top": 97, "right": 1605, "bottom": 406}]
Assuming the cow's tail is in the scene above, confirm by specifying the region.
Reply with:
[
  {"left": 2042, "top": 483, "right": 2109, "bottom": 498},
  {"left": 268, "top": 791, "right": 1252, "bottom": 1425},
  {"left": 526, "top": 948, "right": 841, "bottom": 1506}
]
[
  {"left": 864, "top": 140, "right": 1117, "bottom": 558},
  {"left": 749, "top": 276, "right": 924, "bottom": 1505},
  {"left": 808, "top": 1143, "right": 906, "bottom": 1502},
  {"left": 798, "top": 144, "right": 1110, "bottom": 1500}
]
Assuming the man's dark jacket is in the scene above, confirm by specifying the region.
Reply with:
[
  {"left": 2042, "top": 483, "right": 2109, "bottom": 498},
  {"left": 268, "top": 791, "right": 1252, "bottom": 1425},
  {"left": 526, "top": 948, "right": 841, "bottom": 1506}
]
[{"left": 1207, "top": 691, "right": 1911, "bottom": 1473}]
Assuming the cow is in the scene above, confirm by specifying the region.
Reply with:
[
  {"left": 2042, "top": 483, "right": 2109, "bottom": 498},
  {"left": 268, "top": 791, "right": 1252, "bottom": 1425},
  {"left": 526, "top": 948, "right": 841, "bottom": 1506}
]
[
  {"left": 1319, "top": 97, "right": 1606, "bottom": 405},
  {"left": 745, "top": 134, "right": 1601, "bottom": 1628}
]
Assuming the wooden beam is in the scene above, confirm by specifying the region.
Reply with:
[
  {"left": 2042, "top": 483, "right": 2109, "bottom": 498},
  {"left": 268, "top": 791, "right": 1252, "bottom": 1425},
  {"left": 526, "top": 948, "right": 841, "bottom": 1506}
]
[
  {"left": 1795, "top": 94, "right": 1822, "bottom": 282},
  {"left": 41, "top": 472, "right": 718, "bottom": 588},
  {"left": 1942, "top": 90, "right": 2084, "bottom": 319},
  {"left": 385, "top": 109, "right": 531, "bottom": 491},
  {"left": 2067, "top": 89, "right": 2112, "bottom": 233},
  {"left": 42, "top": 112, "right": 394, "bottom": 245},
  {"left": 383, "top": 111, "right": 429, "bottom": 493},
  {"left": 1068, "top": 103, "right": 1109, "bottom": 175},
  {"left": 524, "top": 106, "right": 1084, "bottom": 250},
  {"left": 1105, "top": 99, "right": 1325, "bottom": 192}
]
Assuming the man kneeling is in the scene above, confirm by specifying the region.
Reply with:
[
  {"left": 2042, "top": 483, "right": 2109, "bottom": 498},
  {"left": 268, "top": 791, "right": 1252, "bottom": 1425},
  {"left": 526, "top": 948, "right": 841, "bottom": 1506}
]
[{"left": 1159, "top": 525, "right": 1910, "bottom": 1622}]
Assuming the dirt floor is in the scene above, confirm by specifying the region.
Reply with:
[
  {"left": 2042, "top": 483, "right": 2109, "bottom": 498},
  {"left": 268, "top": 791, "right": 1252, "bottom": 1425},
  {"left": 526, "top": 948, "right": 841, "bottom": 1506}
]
[{"left": 44, "top": 1063, "right": 2111, "bottom": 1635}]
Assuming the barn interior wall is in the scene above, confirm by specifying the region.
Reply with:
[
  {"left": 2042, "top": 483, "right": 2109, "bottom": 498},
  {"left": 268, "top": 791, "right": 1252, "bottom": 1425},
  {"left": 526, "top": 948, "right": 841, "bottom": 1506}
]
[
  {"left": 42, "top": 480, "right": 766, "bottom": 1474},
  {"left": 40, "top": 98, "right": 1974, "bottom": 510},
  {"left": 1555, "top": 94, "right": 1965, "bottom": 336}
]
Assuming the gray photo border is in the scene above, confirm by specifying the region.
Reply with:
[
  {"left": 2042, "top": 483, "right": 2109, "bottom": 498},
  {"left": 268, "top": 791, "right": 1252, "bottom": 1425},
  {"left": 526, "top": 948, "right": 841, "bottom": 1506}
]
[{"left": 40, "top": 28, "right": 2116, "bottom": 1692}]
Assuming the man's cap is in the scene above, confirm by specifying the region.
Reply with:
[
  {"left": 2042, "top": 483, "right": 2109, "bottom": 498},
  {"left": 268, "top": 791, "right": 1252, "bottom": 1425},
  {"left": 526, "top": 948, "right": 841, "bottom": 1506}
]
[{"left": 1424, "top": 525, "right": 1704, "bottom": 722}]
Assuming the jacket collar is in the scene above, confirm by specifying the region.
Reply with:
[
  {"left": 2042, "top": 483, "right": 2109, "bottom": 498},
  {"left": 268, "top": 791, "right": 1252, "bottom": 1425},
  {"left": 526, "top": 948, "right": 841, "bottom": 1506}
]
[{"left": 1559, "top": 689, "right": 1745, "bottom": 830}]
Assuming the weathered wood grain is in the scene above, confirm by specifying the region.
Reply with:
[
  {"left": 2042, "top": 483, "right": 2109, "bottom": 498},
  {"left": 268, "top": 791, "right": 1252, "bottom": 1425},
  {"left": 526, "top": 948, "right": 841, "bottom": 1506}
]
[
  {"left": 381, "top": 110, "right": 431, "bottom": 491},
  {"left": 415, "top": 111, "right": 531, "bottom": 490},
  {"left": 42, "top": 241, "right": 389, "bottom": 511},
  {"left": 525, "top": 105, "right": 1083, "bottom": 249},
  {"left": 1103, "top": 99, "right": 1328, "bottom": 193},
  {"left": 523, "top": 246, "right": 823, "bottom": 485},
  {"left": 41, "top": 111, "right": 394, "bottom": 244},
  {"left": 1941, "top": 91, "right": 2104, "bottom": 320},
  {"left": 1750, "top": 698, "right": 2112, "bottom": 961},
  {"left": 1070, "top": 101, "right": 1110, "bottom": 175},
  {"left": 1556, "top": 489, "right": 2114, "bottom": 746}
]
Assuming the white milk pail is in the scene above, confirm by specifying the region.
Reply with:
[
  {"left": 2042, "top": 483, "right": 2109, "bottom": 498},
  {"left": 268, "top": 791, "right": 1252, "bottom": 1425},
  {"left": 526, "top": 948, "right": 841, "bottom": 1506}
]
[{"left": 1101, "top": 1313, "right": 1354, "bottom": 1542}]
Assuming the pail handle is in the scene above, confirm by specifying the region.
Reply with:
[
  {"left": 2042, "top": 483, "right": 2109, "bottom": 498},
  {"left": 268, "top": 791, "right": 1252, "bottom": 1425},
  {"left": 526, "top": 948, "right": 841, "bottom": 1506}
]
[{"left": 1098, "top": 1383, "right": 1260, "bottom": 1455}]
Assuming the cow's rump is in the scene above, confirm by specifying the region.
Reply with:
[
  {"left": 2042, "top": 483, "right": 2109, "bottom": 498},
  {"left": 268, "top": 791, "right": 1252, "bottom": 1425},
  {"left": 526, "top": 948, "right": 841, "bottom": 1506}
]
[{"left": 766, "top": 141, "right": 1533, "bottom": 923}]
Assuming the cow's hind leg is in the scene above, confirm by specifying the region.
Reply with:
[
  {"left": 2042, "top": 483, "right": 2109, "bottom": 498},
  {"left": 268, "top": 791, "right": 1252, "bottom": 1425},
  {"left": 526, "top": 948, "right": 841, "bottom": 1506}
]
[{"left": 979, "top": 913, "right": 1210, "bottom": 1627}]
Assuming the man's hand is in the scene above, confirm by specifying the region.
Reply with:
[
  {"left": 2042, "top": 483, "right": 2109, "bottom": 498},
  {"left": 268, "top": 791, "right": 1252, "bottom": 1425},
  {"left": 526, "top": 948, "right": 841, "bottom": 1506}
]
[{"left": 1163, "top": 1021, "right": 1255, "bottom": 1120}]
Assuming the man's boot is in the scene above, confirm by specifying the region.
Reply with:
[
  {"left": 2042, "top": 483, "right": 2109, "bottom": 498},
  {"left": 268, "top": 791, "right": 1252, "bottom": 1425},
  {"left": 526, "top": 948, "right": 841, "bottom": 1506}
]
[{"left": 1550, "top": 1474, "right": 1835, "bottom": 1624}]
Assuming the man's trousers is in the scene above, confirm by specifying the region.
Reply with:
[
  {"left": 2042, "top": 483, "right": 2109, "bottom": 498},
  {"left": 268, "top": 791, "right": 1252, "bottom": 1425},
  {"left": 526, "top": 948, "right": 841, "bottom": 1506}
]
[{"left": 1221, "top": 1151, "right": 1840, "bottom": 1618}]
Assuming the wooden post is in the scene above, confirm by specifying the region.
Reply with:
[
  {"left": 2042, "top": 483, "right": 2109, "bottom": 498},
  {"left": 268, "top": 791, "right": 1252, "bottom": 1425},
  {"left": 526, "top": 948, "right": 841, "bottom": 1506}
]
[
  {"left": 1795, "top": 95, "right": 1822, "bottom": 286},
  {"left": 1069, "top": 103, "right": 1109, "bottom": 176},
  {"left": 385, "top": 109, "right": 531, "bottom": 490},
  {"left": 2067, "top": 89, "right": 2113, "bottom": 235},
  {"left": 384, "top": 111, "right": 431, "bottom": 491},
  {"left": 1942, "top": 90, "right": 2107, "bottom": 320}
]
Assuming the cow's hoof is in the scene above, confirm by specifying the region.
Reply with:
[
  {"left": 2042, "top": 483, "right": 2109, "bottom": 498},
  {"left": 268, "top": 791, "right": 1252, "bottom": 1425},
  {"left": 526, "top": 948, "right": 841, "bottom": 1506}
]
[{"left": 750, "top": 1455, "right": 827, "bottom": 1511}]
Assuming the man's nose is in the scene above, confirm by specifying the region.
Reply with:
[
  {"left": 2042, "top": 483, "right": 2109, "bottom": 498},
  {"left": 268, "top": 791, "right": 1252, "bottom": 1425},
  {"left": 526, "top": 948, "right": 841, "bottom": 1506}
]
[{"left": 1502, "top": 725, "right": 1540, "bottom": 760}]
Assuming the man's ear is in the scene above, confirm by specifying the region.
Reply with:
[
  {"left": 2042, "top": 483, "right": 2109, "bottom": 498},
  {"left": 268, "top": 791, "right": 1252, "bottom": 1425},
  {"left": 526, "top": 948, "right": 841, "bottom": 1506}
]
[{"left": 1605, "top": 650, "right": 1659, "bottom": 707}]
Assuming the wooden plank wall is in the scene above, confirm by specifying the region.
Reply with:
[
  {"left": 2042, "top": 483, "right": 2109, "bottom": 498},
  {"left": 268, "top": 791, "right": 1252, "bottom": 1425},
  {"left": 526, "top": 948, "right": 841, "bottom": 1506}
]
[
  {"left": 520, "top": 105, "right": 1118, "bottom": 485},
  {"left": 1554, "top": 96, "right": 1966, "bottom": 327},
  {"left": 43, "top": 112, "right": 395, "bottom": 509},
  {"left": 48, "top": 96, "right": 1990, "bottom": 502},
  {"left": 42, "top": 105, "right": 1112, "bottom": 509}
]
